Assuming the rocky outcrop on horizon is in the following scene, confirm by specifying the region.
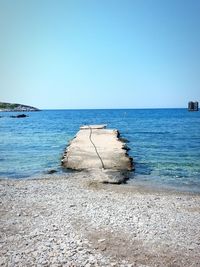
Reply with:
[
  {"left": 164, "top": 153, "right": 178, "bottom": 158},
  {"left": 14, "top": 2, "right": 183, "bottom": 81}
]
[{"left": 0, "top": 102, "right": 40, "bottom": 112}]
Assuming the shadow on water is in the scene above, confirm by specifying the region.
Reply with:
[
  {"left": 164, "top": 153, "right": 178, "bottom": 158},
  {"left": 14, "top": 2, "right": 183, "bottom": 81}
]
[{"left": 131, "top": 162, "right": 153, "bottom": 177}]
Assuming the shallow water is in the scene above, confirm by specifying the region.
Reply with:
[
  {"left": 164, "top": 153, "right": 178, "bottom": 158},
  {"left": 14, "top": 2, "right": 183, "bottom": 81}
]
[{"left": 0, "top": 109, "right": 200, "bottom": 192}]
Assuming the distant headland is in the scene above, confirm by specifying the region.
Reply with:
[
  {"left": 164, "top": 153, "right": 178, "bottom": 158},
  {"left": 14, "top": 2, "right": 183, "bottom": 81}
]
[{"left": 0, "top": 102, "right": 40, "bottom": 112}]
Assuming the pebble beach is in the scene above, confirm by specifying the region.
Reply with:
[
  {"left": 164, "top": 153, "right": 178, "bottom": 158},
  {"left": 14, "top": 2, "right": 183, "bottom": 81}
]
[{"left": 1, "top": 172, "right": 200, "bottom": 267}]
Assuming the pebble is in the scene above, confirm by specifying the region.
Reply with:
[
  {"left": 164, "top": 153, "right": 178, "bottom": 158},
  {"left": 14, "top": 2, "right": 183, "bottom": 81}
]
[
  {"left": 98, "top": 239, "right": 106, "bottom": 243},
  {"left": 0, "top": 173, "right": 200, "bottom": 267}
]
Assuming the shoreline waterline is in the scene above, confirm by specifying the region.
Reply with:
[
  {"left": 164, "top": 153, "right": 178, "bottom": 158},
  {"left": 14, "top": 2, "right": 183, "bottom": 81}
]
[{"left": 0, "top": 171, "right": 200, "bottom": 195}]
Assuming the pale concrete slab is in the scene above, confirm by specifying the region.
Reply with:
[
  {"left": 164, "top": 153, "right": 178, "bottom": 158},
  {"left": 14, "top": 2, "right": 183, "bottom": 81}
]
[
  {"left": 62, "top": 125, "right": 133, "bottom": 183},
  {"left": 80, "top": 125, "right": 107, "bottom": 130}
]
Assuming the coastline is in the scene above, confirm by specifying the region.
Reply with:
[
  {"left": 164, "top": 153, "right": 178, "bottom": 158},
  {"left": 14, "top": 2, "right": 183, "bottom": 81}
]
[
  {"left": 1, "top": 108, "right": 200, "bottom": 191},
  {"left": 1, "top": 172, "right": 200, "bottom": 266},
  {"left": 0, "top": 101, "right": 40, "bottom": 112}
]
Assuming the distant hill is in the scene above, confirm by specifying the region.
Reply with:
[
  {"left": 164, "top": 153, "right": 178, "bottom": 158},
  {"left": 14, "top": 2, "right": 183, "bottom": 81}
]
[{"left": 0, "top": 102, "right": 40, "bottom": 112}]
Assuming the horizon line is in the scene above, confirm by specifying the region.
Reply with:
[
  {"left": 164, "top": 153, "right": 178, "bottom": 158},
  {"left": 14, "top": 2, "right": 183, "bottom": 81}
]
[{"left": 40, "top": 107, "right": 188, "bottom": 110}]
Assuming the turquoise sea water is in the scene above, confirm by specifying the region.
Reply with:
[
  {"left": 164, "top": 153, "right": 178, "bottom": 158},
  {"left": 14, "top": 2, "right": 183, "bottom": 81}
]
[{"left": 0, "top": 109, "right": 200, "bottom": 192}]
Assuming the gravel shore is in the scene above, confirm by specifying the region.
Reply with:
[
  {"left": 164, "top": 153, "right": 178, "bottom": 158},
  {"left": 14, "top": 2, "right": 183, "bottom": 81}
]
[{"left": 0, "top": 172, "right": 200, "bottom": 267}]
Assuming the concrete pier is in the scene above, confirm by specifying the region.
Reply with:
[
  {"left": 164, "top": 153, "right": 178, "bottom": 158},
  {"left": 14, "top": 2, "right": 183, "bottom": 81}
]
[{"left": 62, "top": 125, "right": 133, "bottom": 183}]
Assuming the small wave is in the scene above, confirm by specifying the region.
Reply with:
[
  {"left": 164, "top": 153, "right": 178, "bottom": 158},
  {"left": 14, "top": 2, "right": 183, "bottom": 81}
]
[{"left": 133, "top": 131, "right": 171, "bottom": 135}]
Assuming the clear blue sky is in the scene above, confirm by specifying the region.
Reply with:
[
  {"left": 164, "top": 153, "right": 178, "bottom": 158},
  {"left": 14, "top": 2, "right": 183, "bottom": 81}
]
[{"left": 0, "top": 0, "right": 200, "bottom": 109}]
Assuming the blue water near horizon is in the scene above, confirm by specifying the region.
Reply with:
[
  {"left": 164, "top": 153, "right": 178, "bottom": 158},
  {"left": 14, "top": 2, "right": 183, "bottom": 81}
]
[{"left": 0, "top": 109, "right": 200, "bottom": 193}]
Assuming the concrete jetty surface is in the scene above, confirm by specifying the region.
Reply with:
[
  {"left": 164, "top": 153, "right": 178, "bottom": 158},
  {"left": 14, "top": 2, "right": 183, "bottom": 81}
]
[{"left": 62, "top": 125, "right": 133, "bottom": 183}]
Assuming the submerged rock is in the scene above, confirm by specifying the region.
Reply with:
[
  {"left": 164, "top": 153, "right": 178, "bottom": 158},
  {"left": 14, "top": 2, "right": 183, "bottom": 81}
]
[
  {"left": 46, "top": 169, "right": 57, "bottom": 174},
  {"left": 10, "top": 114, "right": 28, "bottom": 118}
]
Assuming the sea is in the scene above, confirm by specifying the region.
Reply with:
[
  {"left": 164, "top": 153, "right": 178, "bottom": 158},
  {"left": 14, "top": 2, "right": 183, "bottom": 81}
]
[{"left": 0, "top": 109, "right": 200, "bottom": 193}]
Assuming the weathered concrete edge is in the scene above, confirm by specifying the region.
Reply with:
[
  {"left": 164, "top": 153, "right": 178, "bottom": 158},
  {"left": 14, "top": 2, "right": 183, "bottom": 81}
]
[
  {"left": 61, "top": 127, "right": 134, "bottom": 184},
  {"left": 61, "top": 130, "right": 134, "bottom": 171}
]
